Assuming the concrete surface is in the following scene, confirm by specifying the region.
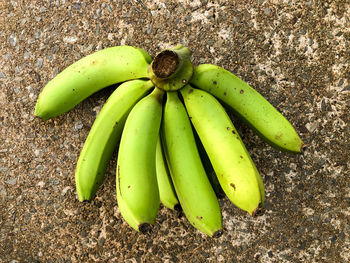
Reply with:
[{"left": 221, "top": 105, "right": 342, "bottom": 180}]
[{"left": 0, "top": 0, "right": 349, "bottom": 262}]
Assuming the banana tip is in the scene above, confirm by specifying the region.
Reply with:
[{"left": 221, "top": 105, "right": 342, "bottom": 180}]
[
  {"left": 34, "top": 107, "right": 48, "bottom": 121},
  {"left": 300, "top": 143, "right": 307, "bottom": 154},
  {"left": 212, "top": 229, "right": 223, "bottom": 238},
  {"left": 174, "top": 204, "right": 182, "bottom": 212},
  {"left": 138, "top": 223, "right": 152, "bottom": 234},
  {"left": 251, "top": 203, "right": 265, "bottom": 217}
]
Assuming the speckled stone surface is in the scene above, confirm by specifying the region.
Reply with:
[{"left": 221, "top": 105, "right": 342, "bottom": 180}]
[{"left": 1, "top": 0, "right": 349, "bottom": 262}]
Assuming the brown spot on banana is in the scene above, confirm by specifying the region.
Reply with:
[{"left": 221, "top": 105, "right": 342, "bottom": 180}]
[
  {"left": 275, "top": 133, "right": 283, "bottom": 140},
  {"left": 230, "top": 183, "right": 236, "bottom": 190},
  {"left": 117, "top": 165, "right": 122, "bottom": 197}
]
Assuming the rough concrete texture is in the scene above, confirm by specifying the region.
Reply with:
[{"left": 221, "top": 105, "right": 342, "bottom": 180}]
[{"left": 0, "top": 0, "right": 349, "bottom": 262}]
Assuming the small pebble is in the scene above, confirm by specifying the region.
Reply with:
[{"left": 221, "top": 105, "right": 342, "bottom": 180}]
[
  {"left": 0, "top": 167, "right": 9, "bottom": 172},
  {"left": 34, "top": 29, "right": 41, "bottom": 39},
  {"left": 61, "top": 186, "right": 71, "bottom": 196},
  {"left": 37, "top": 57, "right": 43, "bottom": 68},
  {"left": 74, "top": 121, "right": 83, "bottom": 130},
  {"left": 63, "top": 36, "right": 78, "bottom": 43},
  {"left": 5, "top": 178, "right": 17, "bottom": 185},
  {"left": 24, "top": 51, "right": 31, "bottom": 59},
  {"left": 9, "top": 34, "right": 17, "bottom": 46},
  {"left": 264, "top": 8, "right": 271, "bottom": 15},
  {"left": 72, "top": 3, "right": 81, "bottom": 10}
]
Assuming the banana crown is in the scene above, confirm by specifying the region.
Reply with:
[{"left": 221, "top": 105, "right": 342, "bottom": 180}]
[{"left": 35, "top": 44, "right": 303, "bottom": 236}]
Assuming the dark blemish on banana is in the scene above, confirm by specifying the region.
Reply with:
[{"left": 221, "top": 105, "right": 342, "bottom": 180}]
[
  {"left": 226, "top": 127, "right": 230, "bottom": 130},
  {"left": 236, "top": 136, "right": 239, "bottom": 140},
  {"left": 275, "top": 133, "right": 283, "bottom": 140},
  {"left": 240, "top": 89, "right": 244, "bottom": 94},
  {"left": 232, "top": 130, "right": 236, "bottom": 134},
  {"left": 213, "top": 81, "right": 217, "bottom": 85},
  {"left": 72, "top": 89, "right": 75, "bottom": 91},
  {"left": 128, "top": 185, "right": 131, "bottom": 188},
  {"left": 230, "top": 183, "right": 236, "bottom": 190},
  {"left": 188, "top": 89, "right": 193, "bottom": 93},
  {"left": 155, "top": 93, "right": 163, "bottom": 104},
  {"left": 117, "top": 165, "right": 122, "bottom": 196},
  {"left": 196, "top": 216, "right": 203, "bottom": 220},
  {"left": 224, "top": 92, "right": 227, "bottom": 96},
  {"left": 240, "top": 155, "right": 243, "bottom": 159}
]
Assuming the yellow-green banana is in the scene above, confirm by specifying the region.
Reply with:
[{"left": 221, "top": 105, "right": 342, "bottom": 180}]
[
  {"left": 190, "top": 64, "right": 303, "bottom": 153},
  {"left": 35, "top": 46, "right": 152, "bottom": 120},
  {"left": 75, "top": 79, "right": 153, "bottom": 201},
  {"left": 116, "top": 88, "right": 164, "bottom": 232},
  {"left": 180, "top": 85, "right": 265, "bottom": 216},
  {"left": 155, "top": 136, "right": 180, "bottom": 211},
  {"left": 162, "top": 91, "right": 222, "bottom": 237},
  {"left": 194, "top": 130, "right": 225, "bottom": 199}
]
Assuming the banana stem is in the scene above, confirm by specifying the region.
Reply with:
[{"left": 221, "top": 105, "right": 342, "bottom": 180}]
[{"left": 148, "top": 45, "right": 194, "bottom": 91}]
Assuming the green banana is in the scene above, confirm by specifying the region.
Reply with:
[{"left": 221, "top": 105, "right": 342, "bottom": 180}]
[
  {"left": 190, "top": 64, "right": 304, "bottom": 153},
  {"left": 35, "top": 46, "right": 152, "bottom": 120},
  {"left": 156, "top": 136, "right": 180, "bottom": 211},
  {"left": 116, "top": 88, "right": 164, "bottom": 232},
  {"left": 180, "top": 85, "right": 265, "bottom": 216},
  {"left": 75, "top": 79, "right": 153, "bottom": 201},
  {"left": 162, "top": 91, "right": 222, "bottom": 237},
  {"left": 194, "top": 130, "right": 225, "bottom": 199}
]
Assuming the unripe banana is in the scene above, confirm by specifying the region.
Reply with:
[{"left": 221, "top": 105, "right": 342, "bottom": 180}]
[
  {"left": 194, "top": 130, "right": 225, "bottom": 199},
  {"left": 156, "top": 136, "right": 180, "bottom": 211},
  {"left": 35, "top": 46, "right": 152, "bottom": 120},
  {"left": 116, "top": 88, "right": 164, "bottom": 232},
  {"left": 75, "top": 79, "right": 153, "bottom": 201},
  {"left": 180, "top": 85, "right": 265, "bottom": 216},
  {"left": 162, "top": 91, "right": 222, "bottom": 237},
  {"left": 190, "top": 64, "right": 304, "bottom": 153}
]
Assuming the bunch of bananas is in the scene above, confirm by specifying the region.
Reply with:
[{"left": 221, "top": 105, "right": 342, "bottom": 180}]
[{"left": 35, "top": 45, "right": 303, "bottom": 237}]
